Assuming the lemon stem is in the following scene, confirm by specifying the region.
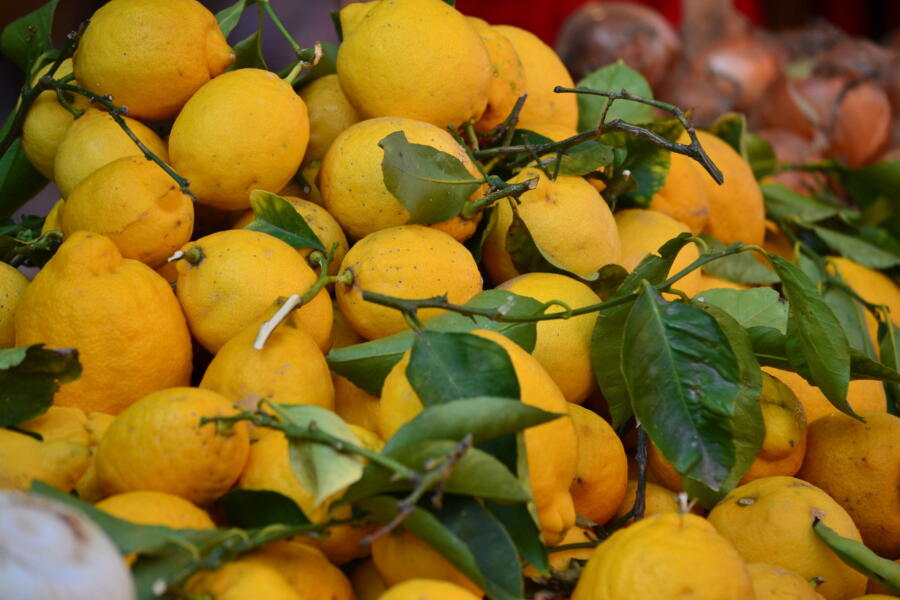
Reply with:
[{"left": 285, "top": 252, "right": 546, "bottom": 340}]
[{"left": 460, "top": 177, "right": 537, "bottom": 220}]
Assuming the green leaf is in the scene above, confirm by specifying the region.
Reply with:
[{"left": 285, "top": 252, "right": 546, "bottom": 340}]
[
  {"left": 506, "top": 199, "right": 598, "bottom": 281},
  {"left": 407, "top": 331, "right": 519, "bottom": 406},
  {"left": 380, "top": 131, "right": 482, "bottom": 225},
  {"left": 682, "top": 304, "right": 764, "bottom": 507},
  {"left": 813, "top": 518, "right": 900, "bottom": 594},
  {"left": 769, "top": 255, "right": 853, "bottom": 417},
  {"left": 592, "top": 263, "right": 629, "bottom": 300},
  {"left": 0, "top": 0, "right": 58, "bottom": 71},
  {"left": 699, "top": 234, "right": 779, "bottom": 285},
  {"left": 231, "top": 29, "right": 267, "bottom": 70},
  {"left": 710, "top": 113, "right": 747, "bottom": 158},
  {"left": 554, "top": 140, "right": 615, "bottom": 176},
  {"left": 268, "top": 404, "right": 364, "bottom": 508},
  {"left": 622, "top": 282, "right": 744, "bottom": 490},
  {"left": 811, "top": 225, "right": 900, "bottom": 269},
  {"left": 604, "top": 118, "right": 681, "bottom": 205},
  {"left": 843, "top": 159, "right": 900, "bottom": 199},
  {"left": 823, "top": 284, "right": 877, "bottom": 360},
  {"left": 216, "top": 0, "right": 255, "bottom": 37},
  {"left": 691, "top": 287, "right": 788, "bottom": 332},
  {"left": 327, "top": 290, "right": 542, "bottom": 396},
  {"left": 0, "top": 344, "right": 81, "bottom": 428},
  {"left": 442, "top": 0, "right": 456, "bottom": 5},
  {"left": 878, "top": 322, "right": 900, "bottom": 416},
  {"left": 0, "top": 139, "right": 49, "bottom": 220},
  {"left": 292, "top": 42, "right": 339, "bottom": 88},
  {"left": 745, "top": 131, "right": 776, "bottom": 180},
  {"left": 343, "top": 440, "right": 530, "bottom": 505},
  {"left": 357, "top": 496, "right": 486, "bottom": 589},
  {"left": 762, "top": 182, "right": 840, "bottom": 224},
  {"left": 432, "top": 496, "right": 523, "bottom": 600},
  {"left": 576, "top": 61, "right": 654, "bottom": 132},
  {"left": 486, "top": 500, "right": 549, "bottom": 575},
  {"left": 383, "top": 396, "right": 561, "bottom": 454},
  {"left": 216, "top": 489, "right": 310, "bottom": 528},
  {"left": 244, "top": 190, "right": 324, "bottom": 251}
]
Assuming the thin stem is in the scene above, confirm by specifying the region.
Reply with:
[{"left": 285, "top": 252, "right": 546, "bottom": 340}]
[
  {"left": 261, "top": 0, "right": 301, "bottom": 54},
  {"left": 461, "top": 177, "right": 538, "bottom": 219},
  {"left": 547, "top": 541, "right": 599, "bottom": 554},
  {"left": 464, "top": 121, "right": 480, "bottom": 152},
  {"left": 633, "top": 426, "right": 648, "bottom": 521}
]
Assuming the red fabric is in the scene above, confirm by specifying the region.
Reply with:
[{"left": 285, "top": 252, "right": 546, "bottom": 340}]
[{"left": 455, "top": 0, "right": 764, "bottom": 46}]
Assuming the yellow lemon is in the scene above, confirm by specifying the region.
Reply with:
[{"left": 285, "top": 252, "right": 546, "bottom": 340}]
[
  {"left": 650, "top": 151, "right": 711, "bottom": 235},
  {"left": 0, "top": 429, "right": 90, "bottom": 492},
  {"left": 763, "top": 367, "right": 887, "bottom": 423},
  {"left": 174, "top": 229, "right": 332, "bottom": 353},
  {"left": 0, "top": 262, "right": 28, "bottom": 348},
  {"left": 169, "top": 68, "right": 309, "bottom": 211},
  {"left": 747, "top": 563, "right": 826, "bottom": 600},
  {"left": 60, "top": 155, "right": 194, "bottom": 268},
  {"left": 93, "top": 387, "right": 249, "bottom": 505},
  {"left": 493, "top": 25, "right": 578, "bottom": 130},
  {"left": 568, "top": 404, "right": 628, "bottom": 526},
  {"left": 95, "top": 491, "right": 214, "bottom": 529},
  {"left": 468, "top": 17, "right": 527, "bottom": 131},
  {"left": 73, "top": 0, "right": 233, "bottom": 121},
  {"left": 351, "top": 559, "right": 388, "bottom": 600},
  {"left": 15, "top": 232, "right": 192, "bottom": 415},
  {"left": 379, "top": 578, "right": 482, "bottom": 600},
  {"left": 482, "top": 166, "right": 621, "bottom": 285},
  {"left": 613, "top": 479, "right": 682, "bottom": 523},
  {"left": 337, "top": 0, "right": 492, "bottom": 128},
  {"left": 335, "top": 225, "right": 482, "bottom": 340},
  {"left": 298, "top": 74, "right": 361, "bottom": 163},
  {"left": 54, "top": 108, "right": 169, "bottom": 198},
  {"left": 246, "top": 540, "right": 356, "bottom": 600},
  {"left": 186, "top": 560, "right": 300, "bottom": 600},
  {"left": 319, "top": 117, "right": 484, "bottom": 241}
]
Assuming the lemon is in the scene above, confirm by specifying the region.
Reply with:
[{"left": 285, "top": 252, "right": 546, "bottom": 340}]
[
  {"left": 298, "top": 74, "right": 360, "bottom": 163},
  {"left": 0, "top": 262, "right": 28, "bottom": 348},
  {"left": 95, "top": 491, "right": 215, "bottom": 529},
  {"left": 650, "top": 151, "right": 711, "bottom": 235},
  {"left": 186, "top": 560, "right": 300, "bottom": 600},
  {"left": 467, "top": 17, "right": 527, "bottom": 131}
]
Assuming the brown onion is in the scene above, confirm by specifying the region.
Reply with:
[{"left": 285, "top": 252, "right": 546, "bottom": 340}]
[
  {"left": 555, "top": 2, "right": 679, "bottom": 88},
  {"left": 694, "top": 32, "right": 784, "bottom": 111},
  {"left": 756, "top": 128, "right": 822, "bottom": 192}
]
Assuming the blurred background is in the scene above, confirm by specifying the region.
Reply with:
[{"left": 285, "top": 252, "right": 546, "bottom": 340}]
[{"left": 3, "top": 0, "right": 900, "bottom": 215}]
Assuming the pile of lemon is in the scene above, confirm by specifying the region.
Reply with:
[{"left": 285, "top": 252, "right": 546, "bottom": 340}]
[{"left": 1, "top": 0, "right": 898, "bottom": 598}]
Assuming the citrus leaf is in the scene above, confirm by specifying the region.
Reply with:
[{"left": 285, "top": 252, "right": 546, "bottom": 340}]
[
  {"left": 0, "top": 0, "right": 58, "bottom": 71},
  {"left": 407, "top": 330, "right": 519, "bottom": 407},
  {"left": 823, "top": 284, "right": 877, "bottom": 359},
  {"left": 231, "top": 29, "right": 267, "bottom": 70},
  {"left": 554, "top": 140, "right": 615, "bottom": 176},
  {"left": 683, "top": 304, "right": 764, "bottom": 507},
  {"left": 691, "top": 287, "right": 788, "bottom": 332},
  {"left": 710, "top": 113, "right": 748, "bottom": 158},
  {"left": 622, "top": 282, "right": 743, "bottom": 490},
  {"left": 380, "top": 131, "right": 482, "bottom": 225},
  {"left": 811, "top": 225, "right": 900, "bottom": 269},
  {"left": 770, "top": 255, "right": 853, "bottom": 418},
  {"left": 0, "top": 344, "right": 80, "bottom": 428},
  {"left": 216, "top": 489, "right": 310, "bottom": 528},
  {"left": 485, "top": 500, "right": 549, "bottom": 576},
  {"left": 215, "top": 0, "right": 255, "bottom": 37},
  {"left": 745, "top": 131, "right": 776, "bottom": 180},
  {"left": 268, "top": 404, "right": 364, "bottom": 508},
  {"left": 357, "top": 496, "right": 486, "bottom": 590},
  {"left": 244, "top": 190, "right": 324, "bottom": 251},
  {"left": 576, "top": 61, "right": 654, "bottom": 132},
  {"left": 878, "top": 321, "right": 900, "bottom": 415},
  {"left": 432, "top": 496, "right": 523, "bottom": 600},
  {"left": 292, "top": 41, "right": 338, "bottom": 88},
  {"left": 842, "top": 159, "right": 900, "bottom": 199},
  {"left": 699, "top": 234, "right": 778, "bottom": 285},
  {"left": 603, "top": 118, "right": 680, "bottom": 205},
  {"left": 0, "top": 139, "right": 49, "bottom": 220},
  {"left": 327, "top": 290, "right": 542, "bottom": 396},
  {"left": 813, "top": 518, "right": 900, "bottom": 594},
  {"left": 762, "top": 182, "right": 840, "bottom": 224}
]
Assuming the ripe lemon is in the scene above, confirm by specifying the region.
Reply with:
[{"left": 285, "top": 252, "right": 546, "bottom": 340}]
[
  {"left": 572, "top": 512, "right": 756, "bottom": 600},
  {"left": 690, "top": 131, "right": 765, "bottom": 246},
  {"left": 829, "top": 255, "right": 900, "bottom": 342},
  {"left": 497, "top": 272, "right": 601, "bottom": 403},
  {"left": 319, "top": 117, "right": 484, "bottom": 241},
  {"left": 199, "top": 314, "right": 335, "bottom": 411},
  {"left": 169, "top": 68, "right": 309, "bottom": 211},
  {"left": 336, "top": 0, "right": 491, "bottom": 128},
  {"left": 21, "top": 58, "right": 88, "bottom": 179},
  {"left": 747, "top": 563, "right": 826, "bottom": 600},
  {"left": 372, "top": 528, "right": 482, "bottom": 596},
  {"left": 233, "top": 196, "right": 349, "bottom": 277},
  {"left": 379, "top": 329, "right": 578, "bottom": 544},
  {"left": 613, "top": 479, "right": 682, "bottom": 523},
  {"left": 186, "top": 560, "right": 300, "bottom": 600},
  {"left": 95, "top": 491, "right": 214, "bottom": 529},
  {"left": 467, "top": 17, "right": 527, "bottom": 131},
  {"left": 93, "top": 387, "right": 250, "bottom": 504},
  {"left": 73, "top": 0, "right": 233, "bottom": 121},
  {"left": 615, "top": 208, "right": 702, "bottom": 296},
  {"left": 60, "top": 156, "right": 194, "bottom": 268},
  {"left": 174, "top": 229, "right": 332, "bottom": 353},
  {"left": 246, "top": 541, "right": 356, "bottom": 600},
  {"left": 482, "top": 167, "right": 621, "bottom": 285},
  {"left": 649, "top": 372, "right": 808, "bottom": 490},
  {"left": 238, "top": 431, "right": 372, "bottom": 565},
  {"left": 0, "top": 262, "right": 28, "bottom": 348},
  {"left": 15, "top": 231, "right": 192, "bottom": 415},
  {"left": 54, "top": 108, "right": 169, "bottom": 198},
  {"left": 351, "top": 559, "right": 388, "bottom": 600},
  {"left": 707, "top": 476, "right": 868, "bottom": 600},
  {"left": 492, "top": 25, "right": 578, "bottom": 130},
  {"left": 335, "top": 225, "right": 482, "bottom": 340},
  {"left": 694, "top": 273, "right": 750, "bottom": 292},
  {"left": 41, "top": 198, "right": 64, "bottom": 234},
  {"left": 298, "top": 74, "right": 360, "bottom": 163},
  {"left": 567, "top": 404, "right": 628, "bottom": 526},
  {"left": 650, "top": 151, "right": 711, "bottom": 235},
  {"left": 378, "top": 578, "right": 482, "bottom": 600},
  {"left": 763, "top": 367, "right": 887, "bottom": 423},
  {"left": 796, "top": 411, "right": 900, "bottom": 558}
]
